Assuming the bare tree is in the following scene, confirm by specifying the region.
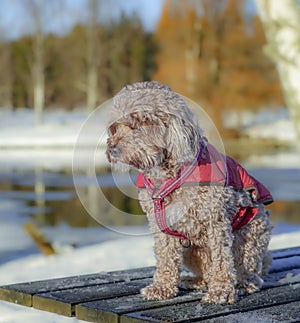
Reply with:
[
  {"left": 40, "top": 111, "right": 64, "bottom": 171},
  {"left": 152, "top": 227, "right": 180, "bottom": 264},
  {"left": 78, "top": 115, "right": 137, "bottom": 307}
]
[
  {"left": 32, "top": 0, "right": 44, "bottom": 125},
  {"left": 26, "top": 0, "right": 45, "bottom": 125},
  {"left": 86, "top": 0, "right": 99, "bottom": 113},
  {"left": 24, "top": 0, "right": 61, "bottom": 124},
  {"left": 255, "top": 0, "right": 300, "bottom": 141}
]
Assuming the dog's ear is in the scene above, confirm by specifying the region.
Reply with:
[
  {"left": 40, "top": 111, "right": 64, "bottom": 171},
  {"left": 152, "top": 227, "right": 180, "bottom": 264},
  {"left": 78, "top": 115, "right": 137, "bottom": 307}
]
[{"left": 166, "top": 116, "right": 200, "bottom": 164}]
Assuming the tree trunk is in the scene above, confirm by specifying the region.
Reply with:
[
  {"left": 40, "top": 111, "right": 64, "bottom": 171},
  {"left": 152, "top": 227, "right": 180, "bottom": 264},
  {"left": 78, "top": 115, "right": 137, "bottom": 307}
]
[
  {"left": 255, "top": 0, "right": 300, "bottom": 141},
  {"left": 29, "top": 0, "right": 45, "bottom": 125},
  {"left": 33, "top": 27, "right": 44, "bottom": 126},
  {"left": 86, "top": 0, "right": 99, "bottom": 113}
]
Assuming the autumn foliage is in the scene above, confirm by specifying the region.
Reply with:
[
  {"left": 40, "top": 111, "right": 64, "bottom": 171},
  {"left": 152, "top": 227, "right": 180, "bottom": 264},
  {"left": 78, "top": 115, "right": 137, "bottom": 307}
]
[{"left": 154, "top": 0, "right": 284, "bottom": 130}]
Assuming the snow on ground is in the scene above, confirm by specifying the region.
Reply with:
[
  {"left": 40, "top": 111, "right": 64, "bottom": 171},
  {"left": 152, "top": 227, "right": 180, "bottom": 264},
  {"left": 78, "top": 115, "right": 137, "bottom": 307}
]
[
  {"left": 0, "top": 227, "right": 299, "bottom": 286},
  {"left": 0, "top": 108, "right": 86, "bottom": 148},
  {"left": 0, "top": 303, "right": 83, "bottom": 323},
  {"left": 0, "top": 234, "right": 154, "bottom": 286}
]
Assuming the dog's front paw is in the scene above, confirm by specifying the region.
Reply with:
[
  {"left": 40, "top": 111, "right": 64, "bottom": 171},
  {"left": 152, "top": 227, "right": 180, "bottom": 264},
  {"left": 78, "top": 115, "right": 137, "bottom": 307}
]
[
  {"left": 141, "top": 284, "right": 178, "bottom": 301},
  {"left": 202, "top": 284, "right": 237, "bottom": 304}
]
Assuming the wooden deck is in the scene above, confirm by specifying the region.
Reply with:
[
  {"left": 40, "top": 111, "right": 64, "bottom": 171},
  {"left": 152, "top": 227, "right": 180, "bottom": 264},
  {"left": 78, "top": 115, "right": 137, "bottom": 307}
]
[{"left": 0, "top": 246, "right": 300, "bottom": 322}]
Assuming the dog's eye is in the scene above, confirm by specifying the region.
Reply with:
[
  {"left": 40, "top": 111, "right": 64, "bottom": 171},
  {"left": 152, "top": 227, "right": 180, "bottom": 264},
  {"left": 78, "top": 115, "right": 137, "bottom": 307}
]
[{"left": 109, "top": 124, "right": 117, "bottom": 136}]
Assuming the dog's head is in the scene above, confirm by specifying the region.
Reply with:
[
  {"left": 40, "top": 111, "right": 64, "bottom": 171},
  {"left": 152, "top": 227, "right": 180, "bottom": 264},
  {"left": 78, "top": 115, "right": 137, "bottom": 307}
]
[{"left": 106, "top": 81, "right": 203, "bottom": 178}]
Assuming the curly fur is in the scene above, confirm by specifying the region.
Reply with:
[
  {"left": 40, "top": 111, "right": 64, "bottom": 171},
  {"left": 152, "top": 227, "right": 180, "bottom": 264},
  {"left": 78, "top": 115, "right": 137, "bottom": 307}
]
[{"left": 106, "top": 81, "right": 272, "bottom": 304}]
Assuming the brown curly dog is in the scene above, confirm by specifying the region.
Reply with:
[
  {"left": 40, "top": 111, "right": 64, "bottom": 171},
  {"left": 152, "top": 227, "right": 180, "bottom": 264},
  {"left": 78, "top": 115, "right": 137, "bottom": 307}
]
[{"left": 106, "top": 81, "right": 273, "bottom": 304}]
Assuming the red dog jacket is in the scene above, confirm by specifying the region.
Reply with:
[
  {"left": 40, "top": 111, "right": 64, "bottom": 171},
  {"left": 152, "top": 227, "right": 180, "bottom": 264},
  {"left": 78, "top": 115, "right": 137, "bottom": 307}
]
[{"left": 136, "top": 142, "right": 273, "bottom": 240}]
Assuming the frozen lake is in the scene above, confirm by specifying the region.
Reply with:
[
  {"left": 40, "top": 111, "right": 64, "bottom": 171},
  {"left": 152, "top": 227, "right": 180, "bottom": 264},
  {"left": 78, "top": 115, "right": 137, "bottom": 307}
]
[{"left": 0, "top": 165, "right": 299, "bottom": 249}]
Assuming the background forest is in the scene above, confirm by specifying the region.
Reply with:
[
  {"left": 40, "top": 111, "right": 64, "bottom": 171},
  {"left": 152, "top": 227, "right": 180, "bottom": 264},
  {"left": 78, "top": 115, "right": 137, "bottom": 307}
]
[{"left": 0, "top": 0, "right": 284, "bottom": 135}]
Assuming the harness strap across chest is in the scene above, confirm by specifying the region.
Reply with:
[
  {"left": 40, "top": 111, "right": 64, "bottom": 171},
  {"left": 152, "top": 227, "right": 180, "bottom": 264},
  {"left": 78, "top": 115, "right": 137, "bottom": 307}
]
[{"left": 142, "top": 146, "right": 203, "bottom": 241}]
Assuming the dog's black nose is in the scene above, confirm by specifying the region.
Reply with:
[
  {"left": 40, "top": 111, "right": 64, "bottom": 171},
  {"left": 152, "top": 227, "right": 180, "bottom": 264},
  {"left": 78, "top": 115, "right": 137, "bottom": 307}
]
[{"left": 109, "top": 145, "right": 121, "bottom": 157}]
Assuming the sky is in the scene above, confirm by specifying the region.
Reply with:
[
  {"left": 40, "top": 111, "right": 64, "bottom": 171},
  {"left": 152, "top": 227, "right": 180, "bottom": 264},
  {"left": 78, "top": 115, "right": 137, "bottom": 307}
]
[
  {"left": 0, "top": 0, "right": 261, "bottom": 40},
  {"left": 0, "top": 0, "right": 164, "bottom": 40}
]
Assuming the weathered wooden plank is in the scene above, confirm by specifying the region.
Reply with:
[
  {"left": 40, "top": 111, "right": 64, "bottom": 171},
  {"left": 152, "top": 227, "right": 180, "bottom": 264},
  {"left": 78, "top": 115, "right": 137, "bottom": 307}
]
[
  {"left": 34, "top": 295, "right": 74, "bottom": 317},
  {"left": 0, "top": 274, "right": 113, "bottom": 308},
  {"left": 32, "top": 278, "right": 152, "bottom": 317},
  {"left": 0, "top": 288, "right": 32, "bottom": 307},
  {"left": 269, "top": 255, "right": 300, "bottom": 274},
  {"left": 0, "top": 267, "right": 154, "bottom": 308},
  {"left": 75, "top": 290, "right": 204, "bottom": 323},
  {"left": 271, "top": 246, "right": 300, "bottom": 259},
  {"left": 201, "top": 300, "right": 300, "bottom": 322},
  {"left": 121, "top": 282, "right": 300, "bottom": 323},
  {"left": 75, "top": 267, "right": 300, "bottom": 323}
]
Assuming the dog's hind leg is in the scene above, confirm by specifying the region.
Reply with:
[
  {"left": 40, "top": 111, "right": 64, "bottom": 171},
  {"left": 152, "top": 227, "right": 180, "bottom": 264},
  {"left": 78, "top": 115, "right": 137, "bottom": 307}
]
[{"left": 233, "top": 207, "right": 272, "bottom": 295}]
